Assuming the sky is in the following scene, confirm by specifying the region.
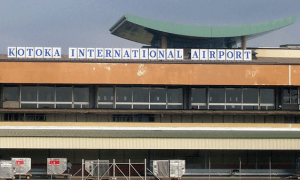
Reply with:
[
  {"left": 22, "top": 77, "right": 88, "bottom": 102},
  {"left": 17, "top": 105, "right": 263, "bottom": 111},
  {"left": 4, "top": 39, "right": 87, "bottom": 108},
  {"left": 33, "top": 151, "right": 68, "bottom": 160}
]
[{"left": 1, "top": 0, "right": 300, "bottom": 54}]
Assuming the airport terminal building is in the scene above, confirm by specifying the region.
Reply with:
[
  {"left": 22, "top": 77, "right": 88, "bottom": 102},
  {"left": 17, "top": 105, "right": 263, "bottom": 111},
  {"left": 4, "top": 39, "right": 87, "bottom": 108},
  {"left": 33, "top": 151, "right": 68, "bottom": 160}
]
[{"left": 0, "top": 14, "right": 300, "bottom": 177}]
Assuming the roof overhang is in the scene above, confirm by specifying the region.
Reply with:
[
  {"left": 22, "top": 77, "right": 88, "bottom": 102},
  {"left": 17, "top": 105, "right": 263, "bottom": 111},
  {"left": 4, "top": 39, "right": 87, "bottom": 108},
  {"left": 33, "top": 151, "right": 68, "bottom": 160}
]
[{"left": 109, "top": 14, "right": 298, "bottom": 45}]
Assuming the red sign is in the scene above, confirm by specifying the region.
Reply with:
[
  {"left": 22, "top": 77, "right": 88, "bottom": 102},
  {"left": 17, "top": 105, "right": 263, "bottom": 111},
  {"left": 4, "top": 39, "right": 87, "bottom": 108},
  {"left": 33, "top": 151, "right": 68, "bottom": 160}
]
[
  {"left": 49, "top": 160, "right": 60, "bottom": 165},
  {"left": 16, "top": 160, "right": 24, "bottom": 166}
]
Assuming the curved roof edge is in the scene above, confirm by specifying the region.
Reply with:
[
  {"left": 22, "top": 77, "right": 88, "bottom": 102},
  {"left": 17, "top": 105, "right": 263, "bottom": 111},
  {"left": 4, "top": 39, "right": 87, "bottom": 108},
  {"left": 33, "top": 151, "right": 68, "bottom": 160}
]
[{"left": 110, "top": 14, "right": 297, "bottom": 38}]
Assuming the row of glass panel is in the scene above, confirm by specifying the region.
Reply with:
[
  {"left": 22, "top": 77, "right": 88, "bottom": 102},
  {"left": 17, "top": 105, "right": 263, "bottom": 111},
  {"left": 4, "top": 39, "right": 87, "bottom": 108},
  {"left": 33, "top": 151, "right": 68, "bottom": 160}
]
[
  {"left": 191, "top": 87, "right": 275, "bottom": 110},
  {"left": 98, "top": 86, "right": 183, "bottom": 109},
  {"left": 1, "top": 85, "right": 297, "bottom": 110},
  {"left": 2, "top": 85, "right": 89, "bottom": 108}
]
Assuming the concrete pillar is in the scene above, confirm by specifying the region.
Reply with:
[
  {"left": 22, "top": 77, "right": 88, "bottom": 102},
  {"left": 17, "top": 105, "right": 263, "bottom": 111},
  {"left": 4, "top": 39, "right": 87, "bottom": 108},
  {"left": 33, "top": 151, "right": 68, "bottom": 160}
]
[
  {"left": 161, "top": 34, "right": 167, "bottom": 48},
  {"left": 241, "top": 36, "right": 247, "bottom": 49}
]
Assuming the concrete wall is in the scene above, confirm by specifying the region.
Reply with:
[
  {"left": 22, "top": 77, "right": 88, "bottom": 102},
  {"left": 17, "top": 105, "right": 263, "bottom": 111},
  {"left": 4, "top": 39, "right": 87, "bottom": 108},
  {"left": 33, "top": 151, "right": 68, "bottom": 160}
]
[{"left": 0, "top": 62, "right": 296, "bottom": 86}]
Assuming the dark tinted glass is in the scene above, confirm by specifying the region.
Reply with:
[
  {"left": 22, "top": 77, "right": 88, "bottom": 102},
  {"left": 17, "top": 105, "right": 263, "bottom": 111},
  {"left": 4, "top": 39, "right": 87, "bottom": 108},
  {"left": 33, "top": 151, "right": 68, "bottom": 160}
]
[
  {"left": 56, "top": 86, "right": 72, "bottom": 102},
  {"left": 38, "top": 104, "right": 54, "bottom": 108},
  {"left": 21, "top": 104, "right": 37, "bottom": 108},
  {"left": 150, "top": 88, "right": 166, "bottom": 103},
  {"left": 209, "top": 88, "right": 225, "bottom": 103},
  {"left": 209, "top": 105, "right": 225, "bottom": 110},
  {"left": 260, "top": 89, "right": 274, "bottom": 104},
  {"left": 39, "top": 86, "right": 55, "bottom": 102},
  {"left": 291, "top": 88, "right": 298, "bottom": 104},
  {"left": 98, "top": 87, "right": 114, "bottom": 102},
  {"left": 226, "top": 105, "right": 242, "bottom": 110},
  {"left": 133, "top": 87, "right": 149, "bottom": 102},
  {"left": 133, "top": 105, "right": 149, "bottom": 109},
  {"left": 168, "top": 105, "right": 183, "bottom": 109},
  {"left": 283, "top": 88, "right": 290, "bottom": 103},
  {"left": 116, "top": 87, "right": 132, "bottom": 102},
  {"left": 226, "top": 88, "right": 241, "bottom": 103},
  {"left": 150, "top": 105, "right": 166, "bottom": 109},
  {"left": 56, "top": 104, "right": 72, "bottom": 108},
  {"left": 191, "top": 88, "right": 206, "bottom": 103},
  {"left": 21, "top": 86, "right": 37, "bottom": 101},
  {"left": 98, "top": 104, "right": 114, "bottom": 109},
  {"left": 3, "top": 85, "right": 19, "bottom": 101},
  {"left": 116, "top": 104, "right": 132, "bottom": 109},
  {"left": 74, "top": 86, "right": 89, "bottom": 102},
  {"left": 243, "top": 88, "right": 258, "bottom": 103},
  {"left": 39, "top": 104, "right": 54, "bottom": 109},
  {"left": 168, "top": 88, "right": 182, "bottom": 103},
  {"left": 243, "top": 106, "right": 259, "bottom": 110}
]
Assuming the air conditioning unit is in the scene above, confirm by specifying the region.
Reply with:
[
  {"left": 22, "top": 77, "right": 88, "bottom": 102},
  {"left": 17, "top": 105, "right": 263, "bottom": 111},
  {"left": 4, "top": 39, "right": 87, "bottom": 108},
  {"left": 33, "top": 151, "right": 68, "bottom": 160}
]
[{"left": 2, "top": 101, "right": 20, "bottom": 108}]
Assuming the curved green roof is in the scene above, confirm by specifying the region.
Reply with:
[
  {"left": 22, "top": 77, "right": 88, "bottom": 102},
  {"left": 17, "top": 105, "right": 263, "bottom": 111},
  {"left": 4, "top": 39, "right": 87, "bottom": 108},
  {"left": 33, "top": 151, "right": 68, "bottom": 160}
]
[{"left": 110, "top": 14, "right": 297, "bottom": 45}]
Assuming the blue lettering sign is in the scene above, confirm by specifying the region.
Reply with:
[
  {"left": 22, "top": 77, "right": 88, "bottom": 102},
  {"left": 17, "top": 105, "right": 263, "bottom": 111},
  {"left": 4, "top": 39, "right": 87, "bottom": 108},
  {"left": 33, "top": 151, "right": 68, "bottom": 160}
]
[
  {"left": 149, "top": 50, "right": 156, "bottom": 58},
  {"left": 192, "top": 51, "right": 199, "bottom": 59},
  {"left": 8, "top": 47, "right": 16, "bottom": 56},
  {"left": 45, "top": 49, "right": 51, "bottom": 57},
  {"left": 18, "top": 49, "right": 25, "bottom": 56},
  {"left": 209, "top": 51, "right": 215, "bottom": 59},
  {"left": 167, "top": 51, "right": 174, "bottom": 58}
]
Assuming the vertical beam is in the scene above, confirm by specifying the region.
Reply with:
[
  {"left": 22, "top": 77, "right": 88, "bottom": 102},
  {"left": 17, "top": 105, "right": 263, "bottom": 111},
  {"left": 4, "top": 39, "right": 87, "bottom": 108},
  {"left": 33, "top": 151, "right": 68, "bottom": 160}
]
[
  {"left": 239, "top": 157, "right": 241, "bottom": 180},
  {"left": 82, "top": 159, "right": 84, "bottom": 180},
  {"left": 98, "top": 159, "right": 100, "bottom": 180},
  {"left": 144, "top": 159, "right": 147, "bottom": 180},
  {"left": 269, "top": 157, "right": 271, "bottom": 180},
  {"left": 161, "top": 34, "right": 167, "bottom": 49},
  {"left": 209, "top": 157, "right": 210, "bottom": 180},
  {"left": 113, "top": 159, "right": 115, "bottom": 179},
  {"left": 241, "top": 36, "right": 247, "bottom": 50}
]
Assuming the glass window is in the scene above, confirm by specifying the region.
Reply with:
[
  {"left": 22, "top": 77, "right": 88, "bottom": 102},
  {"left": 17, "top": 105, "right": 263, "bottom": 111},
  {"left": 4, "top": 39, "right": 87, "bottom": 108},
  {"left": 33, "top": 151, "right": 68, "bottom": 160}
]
[
  {"left": 38, "top": 104, "right": 54, "bottom": 109},
  {"left": 150, "top": 105, "right": 166, "bottom": 109},
  {"left": 98, "top": 104, "right": 114, "bottom": 109},
  {"left": 133, "top": 87, "right": 149, "bottom": 102},
  {"left": 56, "top": 86, "right": 72, "bottom": 102},
  {"left": 191, "top": 88, "right": 206, "bottom": 103},
  {"left": 168, "top": 105, "right": 183, "bottom": 109},
  {"left": 133, "top": 105, "right": 149, "bottom": 109},
  {"left": 116, "top": 87, "right": 132, "bottom": 102},
  {"left": 116, "top": 104, "right": 132, "bottom": 109},
  {"left": 209, "top": 105, "right": 225, "bottom": 110},
  {"left": 98, "top": 87, "right": 114, "bottom": 102},
  {"left": 21, "top": 86, "right": 37, "bottom": 101},
  {"left": 243, "top": 88, "right": 258, "bottom": 103},
  {"left": 56, "top": 104, "right": 72, "bottom": 109},
  {"left": 283, "top": 87, "right": 298, "bottom": 104},
  {"left": 38, "top": 86, "right": 55, "bottom": 102},
  {"left": 3, "top": 85, "right": 19, "bottom": 101},
  {"left": 243, "top": 106, "right": 258, "bottom": 110},
  {"left": 226, "top": 105, "right": 242, "bottom": 110},
  {"left": 74, "top": 86, "right": 89, "bottom": 102},
  {"left": 168, "top": 88, "right": 182, "bottom": 103},
  {"left": 260, "top": 88, "right": 274, "bottom": 104},
  {"left": 21, "top": 104, "right": 37, "bottom": 108},
  {"left": 150, "top": 87, "right": 166, "bottom": 103},
  {"left": 226, "top": 88, "right": 241, "bottom": 103},
  {"left": 209, "top": 88, "right": 225, "bottom": 103},
  {"left": 283, "top": 88, "right": 290, "bottom": 104},
  {"left": 291, "top": 88, "right": 298, "bottom": 104}
]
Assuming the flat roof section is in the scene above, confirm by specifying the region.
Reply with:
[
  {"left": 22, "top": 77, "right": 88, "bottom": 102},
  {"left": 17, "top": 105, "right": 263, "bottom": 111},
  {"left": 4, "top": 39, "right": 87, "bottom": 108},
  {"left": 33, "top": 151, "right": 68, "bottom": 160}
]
[{"left": 109, "top": 14, "right": 297, "bottom": 45}]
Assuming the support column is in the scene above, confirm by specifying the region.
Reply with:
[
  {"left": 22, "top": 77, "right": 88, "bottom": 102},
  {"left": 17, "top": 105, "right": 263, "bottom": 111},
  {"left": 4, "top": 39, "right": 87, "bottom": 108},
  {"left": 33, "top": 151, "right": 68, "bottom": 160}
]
[
  {"left": 241, "top": 36, "right": 247, "bottom": 50},
  {"left": 161, "top": 34, "right": 167, "bottom": 48}
]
